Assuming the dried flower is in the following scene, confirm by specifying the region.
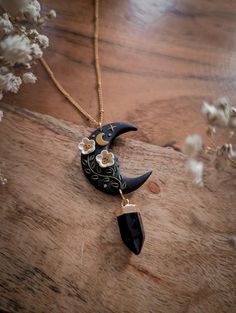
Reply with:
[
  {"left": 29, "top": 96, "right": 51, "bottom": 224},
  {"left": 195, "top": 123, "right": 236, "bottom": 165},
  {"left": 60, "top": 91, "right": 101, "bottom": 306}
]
[
  {"left": 48, "top": 10, "right": 56, "bottom": 19},
  {"left": 0, "top": 67, "right": 9, "bottom": 75},
  {"left": 36, "top": 34, "right": 49, "bottom": 49},
  {"left": 0, "top": 13, "right": 14, "bottom": 34},
  {"left": 22, "top": 72, "right": 37, "bottom": 84},
  {"left": 78, "top": 138, "right": 96, "bottom": 155},
  {"left": 183, "top": 134, "right": 202, "bottom": 158},
  {"left": 0, "top": 110, "right": 3, "bottom": 121},
  {"left": 31, "top": 43, "right": 42, "bottom": 59},
  {"left": 20, "top": 0, "right": 41, "bottom": 22},
  {"left": 0, "top": 73, "right": 22, "bottom": 94},
  {"left": 0, "top": 34, "right": 32, "bottom": 66},
  {"left": 186, "top": 159, "right": 204, "bottom": 187},
  {"left": 202, "top": 97, "right": 232, "bottom": 128}
]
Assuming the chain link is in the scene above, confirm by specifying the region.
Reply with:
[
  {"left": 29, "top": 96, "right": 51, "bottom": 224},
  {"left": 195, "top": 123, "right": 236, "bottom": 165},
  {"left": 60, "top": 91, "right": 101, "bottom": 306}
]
[{"left": 40, "top": 0, "right": 104, "bottom": 128}]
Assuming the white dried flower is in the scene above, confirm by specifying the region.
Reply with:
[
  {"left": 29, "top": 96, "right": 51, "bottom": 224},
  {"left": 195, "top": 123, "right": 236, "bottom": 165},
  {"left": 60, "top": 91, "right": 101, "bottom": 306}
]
[
  {"left": 0, "top": 110, "right": 3, "bottom": 121},
  {"left": 186, "top": 159, "right": 204, "bottom": 187},
  {"left": 202, "top": 98, "right": 231, "bottom": 128},
  {"left": 0, "top": 73, "right": 22, "bottom": 94},
  {"left": 20, "top": 0, "right": 41, "bottom": 22},
  {"left": 0, "top": 67, "right": 9, "bottom": 75},
  {"left": 23, "top": 72, "right": 37, "bottom": 84},
  {"left": 31, "top": 43, "right": 42, "bottom": 59},
  {"left": 48, "top": 9, "right": 56, "bottom": 19},
  {"left": 36, "top": 34, "right": 49, "bottom": 49},
  {"left": 183, "top": 134, "right": 202, "bottom": 158},
  {"left": 0, "top": 34, "right": 32, "bottom": 66},
  {"left": 0, "top": 13, "right": 14, "bottom": 34}
]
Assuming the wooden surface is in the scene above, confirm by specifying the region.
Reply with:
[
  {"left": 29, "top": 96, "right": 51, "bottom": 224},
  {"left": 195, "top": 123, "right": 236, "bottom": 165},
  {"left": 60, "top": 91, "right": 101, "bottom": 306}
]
[
  {"left": 0, "top": 103, "right": 236, "bottom": 313},
  {"left": 4, "top": 0, "right": 236, "bottom": 147}
]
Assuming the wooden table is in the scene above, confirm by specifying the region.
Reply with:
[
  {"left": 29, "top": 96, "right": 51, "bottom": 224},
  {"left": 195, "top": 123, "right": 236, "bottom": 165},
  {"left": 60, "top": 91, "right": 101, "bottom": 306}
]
[{"left": 1, "top": 1, "right": 236, "bottom": 312}]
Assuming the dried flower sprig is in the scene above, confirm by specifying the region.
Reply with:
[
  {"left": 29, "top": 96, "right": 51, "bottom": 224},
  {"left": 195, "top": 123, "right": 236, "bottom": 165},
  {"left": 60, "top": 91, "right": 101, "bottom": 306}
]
[
  {"left": 0, "top": 0, "right": 56, "bottom": 100},
  {"left": 184, "top": 97, "right": 236, "bottom": 187},
  {"left": 183, "top": 134, "right": 204, "bottom": 187}
]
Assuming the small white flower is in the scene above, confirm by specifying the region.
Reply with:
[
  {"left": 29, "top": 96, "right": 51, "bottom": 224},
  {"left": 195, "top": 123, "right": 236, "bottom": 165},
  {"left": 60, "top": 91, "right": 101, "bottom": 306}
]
[
  {"left": 0, "top": 67, "right": 9, "bottom": 75},
  {"left": 36, "top": 34, "right": 49, "bottom": 49},
  {"left": 0, "top": 110, "right": 3, "bottom": 121},
  {"left": 183, "top": 134, "right": 202, "bottom": 157},
  {"left": 78, "top": 138, "right": 95, "bottom": 155},
  {"left": 186, "top": 159, "right": 204, "bottom": 187},
  {"left": 0, "top": 73, "right": 22, "bottom": 94},
  {"left": 31, "top": 43, "right": 43, "bottom": 59},
  {"left": 96, "top": 150, "right": 115, "bottom": 168},
  {"left": 202, "top": 98, "right": 231, "bottom": 128},
  {"left": 23, "top": 72, "right": 37, "bottom": 84},
  {"left": 48, "top": 9, "right": 57, "bottom": 18},
  {"left": 20, "top": 0, "right": 41, "bottom": 22},
  {"left": 0, "top": 13, "right": 14, "bottom": 34},
  {"left": 0, "top": 34, "right": 32, "bottom": 66}
]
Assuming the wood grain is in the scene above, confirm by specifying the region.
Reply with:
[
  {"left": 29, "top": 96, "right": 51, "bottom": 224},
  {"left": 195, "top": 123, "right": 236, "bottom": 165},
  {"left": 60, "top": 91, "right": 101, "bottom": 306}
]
[
  {"left": 0, "top": 103, "right": 236, "bottom": 313},
  {"left": 4, "top": 0, "right": 236, "bottom": 147}
]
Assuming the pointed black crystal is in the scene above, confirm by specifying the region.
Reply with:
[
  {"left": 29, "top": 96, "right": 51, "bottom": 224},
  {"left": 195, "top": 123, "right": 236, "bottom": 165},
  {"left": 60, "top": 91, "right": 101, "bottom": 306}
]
[{"left": 117, "top": 212, "right": 145, "bottom": 255}]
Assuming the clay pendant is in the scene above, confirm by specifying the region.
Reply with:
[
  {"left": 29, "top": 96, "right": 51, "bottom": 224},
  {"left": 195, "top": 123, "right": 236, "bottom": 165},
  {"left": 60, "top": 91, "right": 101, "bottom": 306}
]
[{"left": 79, "top": 122, "right": 151, "bottom": 254}]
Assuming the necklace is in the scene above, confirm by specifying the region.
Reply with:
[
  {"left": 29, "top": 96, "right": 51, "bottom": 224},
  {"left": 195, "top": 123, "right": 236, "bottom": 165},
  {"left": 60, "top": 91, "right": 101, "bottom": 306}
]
[{"left": 40, "top": 0, "right": 152, "bottom": 255}]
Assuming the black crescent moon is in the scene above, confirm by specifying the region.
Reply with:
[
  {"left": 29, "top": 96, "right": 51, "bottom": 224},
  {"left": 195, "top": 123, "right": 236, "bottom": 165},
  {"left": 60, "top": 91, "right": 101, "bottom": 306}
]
[{"left": 81, "top": 122, "right": 152, "bottom": 195}]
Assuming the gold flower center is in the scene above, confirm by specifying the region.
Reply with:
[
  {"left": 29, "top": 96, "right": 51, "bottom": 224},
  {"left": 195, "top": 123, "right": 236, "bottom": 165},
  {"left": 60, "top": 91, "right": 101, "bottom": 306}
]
[
  {"left": 102, "top": 157, "right": 109, "bottom": 164},
  {"left": 84, "top": 143, "right": 91, "bottom": 150}
]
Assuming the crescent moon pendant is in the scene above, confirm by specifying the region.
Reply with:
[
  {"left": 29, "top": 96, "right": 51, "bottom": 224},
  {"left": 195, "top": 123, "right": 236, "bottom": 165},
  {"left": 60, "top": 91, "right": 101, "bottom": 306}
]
[{"left": 80, "top": 122, "right": 152, "bottom": 195}]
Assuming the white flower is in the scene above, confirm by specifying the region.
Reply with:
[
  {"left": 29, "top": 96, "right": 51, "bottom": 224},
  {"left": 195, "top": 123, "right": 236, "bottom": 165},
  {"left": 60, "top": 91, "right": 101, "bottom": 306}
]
[
  {"left": 183, "top": 134, "right": 202, "bottom": 157},
  {"left": 202, "top": 98, "right": 231, "bottom": 128},
  {"left": 48, "top": 10, "right": 57, "bottom": 19},
  {"left": 78, "top": 138, "right": 95, "bottom": 155},
  {"left": 36, "top": 34, "right": 49, "bottom": 49},
  {"left": 23, "top": 72, "right": 37, "bottom": 84},
  {"left": 96, "top": 150, "right": 115, "bottom": 168},
  {"left": 186, "top": 159, "right": 204, "bottom": 187},
  {"left": 0, "top": 67, "right": 9, "bottom": 75},
  {"left": 0, "top": 34, "right": 32, "bottom": 66},
  {"left": 0, "top": 110, "right": 3, "bottom": 121},
  {"left": 0, "top": 13, "right": 14, "bottom": 34},
  {"left": 20, "top": 0, "right": 41, "bottom": 22},
  {"left": 31, "top": 43, "right": 43, "bottom": 59},
  {"left": 0, "top": 73, "right": 22, "bottom": 93}
]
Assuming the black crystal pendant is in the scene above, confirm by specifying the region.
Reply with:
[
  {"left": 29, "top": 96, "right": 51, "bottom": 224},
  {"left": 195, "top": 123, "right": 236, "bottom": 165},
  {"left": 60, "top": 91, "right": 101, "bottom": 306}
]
[{"left": 117, "top": 212, "right": 145, "bottom": 255}]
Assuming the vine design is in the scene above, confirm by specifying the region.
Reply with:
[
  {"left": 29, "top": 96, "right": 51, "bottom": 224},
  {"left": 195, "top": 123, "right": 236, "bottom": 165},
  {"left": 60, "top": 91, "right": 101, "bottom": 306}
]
[{"left": 82, "top": 154, "right": 127, "bottom": 192}]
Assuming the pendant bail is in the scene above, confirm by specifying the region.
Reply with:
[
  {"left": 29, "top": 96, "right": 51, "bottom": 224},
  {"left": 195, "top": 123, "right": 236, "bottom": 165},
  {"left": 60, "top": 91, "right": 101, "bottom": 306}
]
[{"left": 119, "top": 189, "right": 129, "bottom": 206}]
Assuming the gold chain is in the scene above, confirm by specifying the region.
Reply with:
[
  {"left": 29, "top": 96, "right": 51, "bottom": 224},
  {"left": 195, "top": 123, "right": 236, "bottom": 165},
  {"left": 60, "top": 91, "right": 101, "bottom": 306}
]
[{"left": 40, "top": 0, "right": 104, "bottom": 129}]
